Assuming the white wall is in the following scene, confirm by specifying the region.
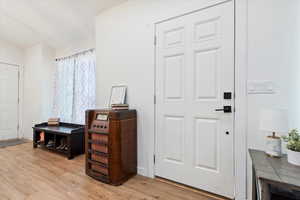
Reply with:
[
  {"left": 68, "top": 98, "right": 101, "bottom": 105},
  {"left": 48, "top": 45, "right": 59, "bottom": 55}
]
[
  {"left": 248, "top": 0, "right": 300, "bottom": 150},
  {"left": 95, "top": 0, "right": 229, "bottom": 177},
  {"left": 96, "top": 0, "right": 300, "bottom": 199},
  {"left": 0, "top": 39, "right": 24, "bottom": 65},
  {"left": 247, "top": 1, "right": 300, "bottom": 199},
  {"left": 22, "top": 44, "right": 55, "bottom": 139},
  {"left": 55, "top": 38, "right": 95, "bottom": 59},
  {"left": 41, "top": 45, "right": 56, "bottom": 120}
]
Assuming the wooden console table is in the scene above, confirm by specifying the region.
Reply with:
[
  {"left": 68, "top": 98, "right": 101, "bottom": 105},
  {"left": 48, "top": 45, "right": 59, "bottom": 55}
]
[
  {"left": 33, "top": 122, "right": 85, "bottom": 159},
  {"left": 249, "top": 149, "right": 300, "bottom": 200}
]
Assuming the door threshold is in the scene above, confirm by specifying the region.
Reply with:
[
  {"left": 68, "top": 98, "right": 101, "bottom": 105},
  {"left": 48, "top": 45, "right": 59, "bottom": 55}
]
[
  {"left": 0, "top": 139, "right": 29, "bottom": 148},
  {"left": 155, "top": 176, "right": 231, "bottom": 200}
]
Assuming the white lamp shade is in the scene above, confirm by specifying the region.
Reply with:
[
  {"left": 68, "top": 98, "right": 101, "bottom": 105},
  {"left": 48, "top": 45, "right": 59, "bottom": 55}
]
[{"left": 259, "top": 109, "right": 288, "bottom": 133}]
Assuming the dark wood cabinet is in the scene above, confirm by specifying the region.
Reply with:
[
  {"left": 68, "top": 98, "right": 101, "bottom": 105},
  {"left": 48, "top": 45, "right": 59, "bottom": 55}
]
[{"left": 85, "top": 109, "right": 137, "bottom": 185}]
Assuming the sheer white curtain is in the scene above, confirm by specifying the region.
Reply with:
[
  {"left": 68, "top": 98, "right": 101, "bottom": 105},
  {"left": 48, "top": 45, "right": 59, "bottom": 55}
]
[
  {"left": 53, "top": 50, "right": 96, "bottom": 124},
  {"left": 73, "top": 51, "right": 96, "bottom": 123}
]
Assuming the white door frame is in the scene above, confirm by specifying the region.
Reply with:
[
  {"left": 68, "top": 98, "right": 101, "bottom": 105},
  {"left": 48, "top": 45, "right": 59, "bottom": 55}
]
[
  {"left": 0, "top": 61, "right": 22, "bottom": 139},
  {"left": 151, "top": 1, "right": 248, "bottom": 199}
]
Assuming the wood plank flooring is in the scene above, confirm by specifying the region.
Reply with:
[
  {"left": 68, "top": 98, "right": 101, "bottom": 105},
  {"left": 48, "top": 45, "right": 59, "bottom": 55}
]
[{"left": 0, "top": 142, "right": 226, "bottom": 200}]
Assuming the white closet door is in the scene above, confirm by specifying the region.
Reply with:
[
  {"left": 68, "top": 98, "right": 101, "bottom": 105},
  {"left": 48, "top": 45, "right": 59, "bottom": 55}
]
[
  {"left": 0, "top": 63, "right": 19, "bottom": 140},
  {"left": 155, "top": 1, "right": 234, "bottom": 198}
]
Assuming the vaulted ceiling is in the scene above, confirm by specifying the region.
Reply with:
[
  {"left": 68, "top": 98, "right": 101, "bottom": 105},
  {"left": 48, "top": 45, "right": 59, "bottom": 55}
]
[{"left": 0, "top": 0, "right": 127, "bottom": 49}]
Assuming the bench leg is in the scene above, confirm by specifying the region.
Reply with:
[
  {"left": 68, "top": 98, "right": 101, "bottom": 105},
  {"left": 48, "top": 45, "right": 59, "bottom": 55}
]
[
  {"left": 67, "top": 136, "right": 73, "bottom": 159},
  {"left": 68, "top": 155, "right": 74, "bottom": 160},
  {"left": 33, "top": 131, "right": 38, "bottom": 148}
]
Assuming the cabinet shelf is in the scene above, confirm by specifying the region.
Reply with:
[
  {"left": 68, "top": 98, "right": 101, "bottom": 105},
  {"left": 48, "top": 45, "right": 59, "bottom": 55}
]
[
  {"left": 88, "top": 129, "right": 109, "bottom": 135},
  {"left": 87, "top": 139, "right": 108, "bottom": 146},
  {"left": 88, "top": 149, "right": 108, "bottom": 157}
]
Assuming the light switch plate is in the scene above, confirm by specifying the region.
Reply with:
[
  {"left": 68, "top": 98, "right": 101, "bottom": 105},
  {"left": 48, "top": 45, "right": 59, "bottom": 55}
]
[{"left": 247, "top": 80, "right": 275, "bottom": 94}]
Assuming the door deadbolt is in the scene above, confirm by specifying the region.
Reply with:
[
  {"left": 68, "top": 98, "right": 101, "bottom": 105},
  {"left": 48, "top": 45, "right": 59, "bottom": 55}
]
[
  {"left": 215, "top": 106, "right": 232, "bottom": 113},
  {"left": 224, "top": 92, "right": 232, "bottom": 100}
]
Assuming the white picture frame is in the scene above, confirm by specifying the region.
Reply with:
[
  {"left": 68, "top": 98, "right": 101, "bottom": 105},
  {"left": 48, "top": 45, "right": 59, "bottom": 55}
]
[{"left": 109, "top": 85, "right": 127, "bottom": 107}]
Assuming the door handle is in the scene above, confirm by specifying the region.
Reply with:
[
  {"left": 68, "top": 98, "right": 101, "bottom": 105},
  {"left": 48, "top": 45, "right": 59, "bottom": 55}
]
[{"left": 215, "top": 106, "right": 232, "bottom": 113}]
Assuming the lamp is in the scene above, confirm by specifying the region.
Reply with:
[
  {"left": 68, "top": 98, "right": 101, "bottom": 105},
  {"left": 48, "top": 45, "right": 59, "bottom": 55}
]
[{"left": 259, "top": 109, "right": 288, "bottom": 157}]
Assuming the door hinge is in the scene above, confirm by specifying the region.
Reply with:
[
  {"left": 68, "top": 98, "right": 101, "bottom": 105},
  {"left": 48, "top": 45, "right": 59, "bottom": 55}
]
[
  {"left": 154, "top": 95, "right": 156, "bottom": 104},
  {"left": 154, "top": 155, "right": 156, "bottom": 164},
  {"left": 154, "top": 35, "right": 157, "bottom": 46}
]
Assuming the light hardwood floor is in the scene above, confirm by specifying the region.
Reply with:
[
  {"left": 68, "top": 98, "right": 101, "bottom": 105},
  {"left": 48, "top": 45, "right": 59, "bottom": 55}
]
[{"left": 0, "top": 142, "right": 227, "bottom": 200}]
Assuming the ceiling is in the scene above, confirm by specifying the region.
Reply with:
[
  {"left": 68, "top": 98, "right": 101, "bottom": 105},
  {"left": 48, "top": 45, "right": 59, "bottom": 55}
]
[{"left": 0, "top": 0, "right": 127, "bottom": 49}]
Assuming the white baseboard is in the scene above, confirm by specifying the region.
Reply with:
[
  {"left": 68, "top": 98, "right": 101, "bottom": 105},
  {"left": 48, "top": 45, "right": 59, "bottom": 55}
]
[
  {"left": 137, "top": 167, "right": 147, "bottom": 176},
  {"left": 22, "top": 136, "right": 33, "bottom": 140},
  {"left": 235, "top": 196, "right": 247, "bottom": 200}
]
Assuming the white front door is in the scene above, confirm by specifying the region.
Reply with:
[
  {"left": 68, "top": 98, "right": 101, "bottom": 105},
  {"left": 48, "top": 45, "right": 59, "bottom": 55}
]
[
  {"left": 155, "top": 1, "right": 234, "bottom": 198},
  {"left": 0, "top": 63, "right": 19, "bottom": 140}
]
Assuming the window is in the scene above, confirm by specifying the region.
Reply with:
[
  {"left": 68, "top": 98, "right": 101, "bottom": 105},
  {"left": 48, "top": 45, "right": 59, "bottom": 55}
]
[{"left": 53, "top": 49, "right": 96, "bottom": 124}]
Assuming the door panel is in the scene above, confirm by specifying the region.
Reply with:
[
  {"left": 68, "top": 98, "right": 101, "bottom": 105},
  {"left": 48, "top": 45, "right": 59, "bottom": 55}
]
[
  {"left": 164, "top": 116, "right": 185, "bottom": 163},
  {"left": 194, "top": 118, "right": 219, "bottom": 171},
  {"left": 0, "top": 63, "right": 19, "bottom": 140},
  {"left": 164, "top": 54, "right": 184, "bottom": 100},
  {"left": 164, "top": 27, "right": 185, "bottom": 48},
  {"left": 155, "top": 1, "right": 234, "bottom": 198},
  {"left": 194, "top": 48, "right": 219, "bottom": 99}
]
